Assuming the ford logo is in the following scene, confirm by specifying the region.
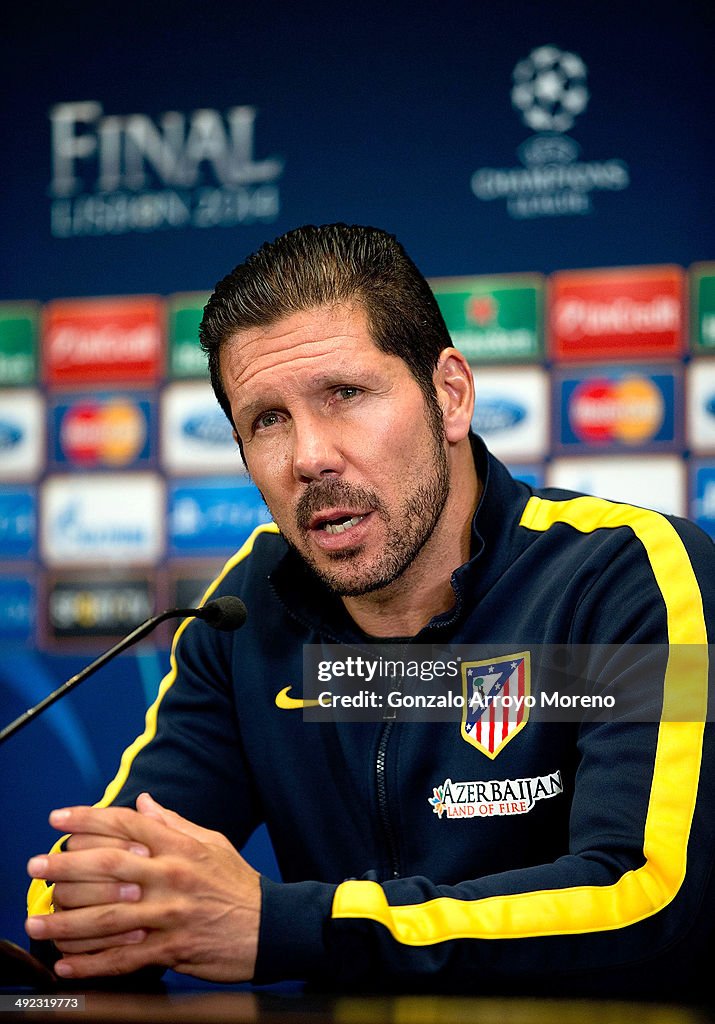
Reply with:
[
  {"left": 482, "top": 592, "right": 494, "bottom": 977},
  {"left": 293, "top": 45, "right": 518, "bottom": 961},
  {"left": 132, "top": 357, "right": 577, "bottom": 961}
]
[
  {"left": 181, "top": 411, "right": 233, "bottom": 446},
  {"left": 472, "top": 399, "right": 526, "bottom": 434},
  {"left": 0, "top": 420, "right": 23, "bottom": 451}
]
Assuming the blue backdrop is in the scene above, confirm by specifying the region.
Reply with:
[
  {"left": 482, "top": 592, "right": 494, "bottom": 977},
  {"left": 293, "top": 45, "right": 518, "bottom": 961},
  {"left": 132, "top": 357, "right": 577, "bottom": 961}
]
[{"left": 1, "top": 0, "right": 713, "bottom": 972}]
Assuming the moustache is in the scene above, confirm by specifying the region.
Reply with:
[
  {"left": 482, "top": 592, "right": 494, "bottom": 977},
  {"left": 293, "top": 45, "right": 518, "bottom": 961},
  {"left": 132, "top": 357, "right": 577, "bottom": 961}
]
[{"left": 295, "top": 479, "right": 386, "bottom": 531}]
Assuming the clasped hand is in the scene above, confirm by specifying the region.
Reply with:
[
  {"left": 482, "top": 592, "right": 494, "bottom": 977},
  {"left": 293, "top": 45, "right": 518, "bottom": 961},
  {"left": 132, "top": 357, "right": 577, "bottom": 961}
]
[{"left": 26, "top": 793, "right": 261, "bottom": 982}]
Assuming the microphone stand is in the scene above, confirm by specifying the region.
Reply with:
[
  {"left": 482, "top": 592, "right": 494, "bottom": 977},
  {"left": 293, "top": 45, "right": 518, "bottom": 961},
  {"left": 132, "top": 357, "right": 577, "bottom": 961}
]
[{"left": 0, "top": 607, "right": 204, "bottom": 745}]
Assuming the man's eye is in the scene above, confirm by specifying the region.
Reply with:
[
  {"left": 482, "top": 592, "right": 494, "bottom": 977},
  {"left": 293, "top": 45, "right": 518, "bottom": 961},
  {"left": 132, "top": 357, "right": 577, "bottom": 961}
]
[
  {"left": 335, "top": 386, "right": 361, "bottom": 400},
  {"left": 255, "top": 411, "right": 281, "bottom": 430}
]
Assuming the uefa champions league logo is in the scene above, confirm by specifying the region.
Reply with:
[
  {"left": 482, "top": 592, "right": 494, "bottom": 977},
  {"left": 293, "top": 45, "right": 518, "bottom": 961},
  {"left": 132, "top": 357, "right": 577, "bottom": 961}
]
[
  {"left": 470, "top": 43, "right": 629, "bottom": 219},
  {"left": 511, "top": 45, "right": 590, "bottom": 134}
]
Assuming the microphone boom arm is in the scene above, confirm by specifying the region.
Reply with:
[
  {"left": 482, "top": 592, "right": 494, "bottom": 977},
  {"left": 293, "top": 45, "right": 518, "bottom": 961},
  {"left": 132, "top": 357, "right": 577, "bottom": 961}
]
[{"left": 0, "top": 601, "right": 245, "bottom": 745}]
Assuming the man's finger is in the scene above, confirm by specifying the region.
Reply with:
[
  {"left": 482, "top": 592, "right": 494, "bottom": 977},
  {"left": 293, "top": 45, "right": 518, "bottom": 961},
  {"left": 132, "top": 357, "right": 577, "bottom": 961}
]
[
  {"left": 46, "top": 805, "right": 193, "bottom": 856},
  {"left": 52, "top": 938, "right": 161, "bottom": 981},
  {"left": 53, "top": 880, "right": 142, "bottom": 910},
  {"left": 27, "top": 848, "right": 150, "bottom": 886},
  {"left": 54, "top": 929, "right": 147, "bottom": 955},
  {"left": 25, "top": 902, "right": 151, "bottom": 944},
  {"left": 65, "top": 833, "right": 151, "bottom": 857}
]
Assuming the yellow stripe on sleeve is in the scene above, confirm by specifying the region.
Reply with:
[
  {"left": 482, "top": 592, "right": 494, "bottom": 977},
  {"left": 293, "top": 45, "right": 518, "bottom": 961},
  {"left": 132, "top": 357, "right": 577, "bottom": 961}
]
[{"left": 332, "top": 496, "right": 708, "bottom": 943}]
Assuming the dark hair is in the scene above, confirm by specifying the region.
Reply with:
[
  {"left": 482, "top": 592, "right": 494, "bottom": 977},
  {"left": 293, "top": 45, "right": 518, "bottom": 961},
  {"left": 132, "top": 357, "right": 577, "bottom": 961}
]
[{"left": 199, "top": 223, "right": 452, "bottom": 427}]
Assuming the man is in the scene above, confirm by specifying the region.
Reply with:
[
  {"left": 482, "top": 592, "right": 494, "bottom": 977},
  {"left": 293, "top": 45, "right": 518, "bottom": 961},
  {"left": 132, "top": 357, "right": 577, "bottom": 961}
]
[{"left": 27, "top": 224, "right": 715, "bottom": 999}]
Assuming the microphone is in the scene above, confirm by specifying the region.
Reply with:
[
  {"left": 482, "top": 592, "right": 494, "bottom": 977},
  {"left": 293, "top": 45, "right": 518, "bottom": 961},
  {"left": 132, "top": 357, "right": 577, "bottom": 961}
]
[
  {"left": 194, "top": 595, "right": 247, "bottom": 631},
  {"left": 0, "top": 596, "right": 248, "bottom": 745}
]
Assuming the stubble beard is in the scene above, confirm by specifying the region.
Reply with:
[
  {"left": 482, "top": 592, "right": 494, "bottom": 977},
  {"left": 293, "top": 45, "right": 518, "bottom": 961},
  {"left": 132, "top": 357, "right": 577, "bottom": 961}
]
[{"left": 281, "top": 409, "right": 451, "bottom": 598}]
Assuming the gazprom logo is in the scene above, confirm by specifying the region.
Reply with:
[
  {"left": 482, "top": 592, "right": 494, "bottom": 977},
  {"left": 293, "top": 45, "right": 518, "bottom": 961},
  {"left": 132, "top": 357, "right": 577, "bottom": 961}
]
[
  {"left": 0, "top": 419, "right": 23, "bottom": 450},
  {"left": 41, "top": 475, "right": 164, "bottom": 566},
  {"left": 472, "top": 398, "right": 526, "bottom": 435}
]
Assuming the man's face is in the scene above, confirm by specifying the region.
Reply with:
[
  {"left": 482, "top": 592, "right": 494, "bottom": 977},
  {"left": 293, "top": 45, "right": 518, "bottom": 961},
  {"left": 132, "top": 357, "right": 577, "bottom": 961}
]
[{"left": 220, "top": 304, "right": 450, "bottom": 597}]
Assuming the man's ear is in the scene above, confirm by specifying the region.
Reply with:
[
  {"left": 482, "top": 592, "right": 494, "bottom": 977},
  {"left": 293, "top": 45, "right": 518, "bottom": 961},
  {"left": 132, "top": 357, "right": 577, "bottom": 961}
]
[{"left": 433, "top": 348, "right": 474, "bottom": 443}]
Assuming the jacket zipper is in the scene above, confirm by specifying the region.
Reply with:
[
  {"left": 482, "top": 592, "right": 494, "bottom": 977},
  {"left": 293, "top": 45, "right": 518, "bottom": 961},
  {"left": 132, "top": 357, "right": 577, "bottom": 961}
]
[
  {"left": 375, "top": 643, "right": 411, "bottom": 880},
  {"left": 375, "top": 719, "right": 401, "bottom": 878}
]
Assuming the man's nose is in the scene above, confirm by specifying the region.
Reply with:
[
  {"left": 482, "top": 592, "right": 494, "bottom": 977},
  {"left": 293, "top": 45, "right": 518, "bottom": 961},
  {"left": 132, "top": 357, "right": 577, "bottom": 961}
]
[{"left": 291, "top": 414, "right": 345, "bottom": 482}]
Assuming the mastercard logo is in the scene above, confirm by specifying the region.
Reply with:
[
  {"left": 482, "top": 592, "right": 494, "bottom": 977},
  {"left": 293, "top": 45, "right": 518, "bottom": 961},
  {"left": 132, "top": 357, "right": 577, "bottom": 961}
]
[
  {"left": 59, "top": 399, "right": 146, "bottom": 465},
  {"left": 568, "top": 376, "right": 664, "bottom": 444}
]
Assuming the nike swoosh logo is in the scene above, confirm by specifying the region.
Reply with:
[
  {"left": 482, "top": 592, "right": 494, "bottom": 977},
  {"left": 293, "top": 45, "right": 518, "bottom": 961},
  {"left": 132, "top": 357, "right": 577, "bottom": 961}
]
[{"left": 275, "top": 685, "right": 322, "bottom": 710}]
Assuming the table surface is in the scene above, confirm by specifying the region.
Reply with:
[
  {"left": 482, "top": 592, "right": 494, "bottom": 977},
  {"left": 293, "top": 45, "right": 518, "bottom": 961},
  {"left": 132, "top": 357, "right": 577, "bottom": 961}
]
[{"left": 2, "top": 989, "right": 714, "bottom": 1024}]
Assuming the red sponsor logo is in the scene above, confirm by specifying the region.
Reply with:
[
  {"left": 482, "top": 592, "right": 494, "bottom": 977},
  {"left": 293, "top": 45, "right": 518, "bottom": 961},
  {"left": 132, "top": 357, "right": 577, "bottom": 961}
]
[
  {"left": 467, "top": 295, "right": 498, "bottom": 326},
  {"left": 569, "top": 376, "right": 664, "bottom": 445},
  {"left": 549, "top": 266, "right": 684, "bottom": 360},
  {"left": 60, "top": 398, "right": 147, "bottom": 466},
  {"left": 43, "top": 296, "right": 164, "bottom": 385}
]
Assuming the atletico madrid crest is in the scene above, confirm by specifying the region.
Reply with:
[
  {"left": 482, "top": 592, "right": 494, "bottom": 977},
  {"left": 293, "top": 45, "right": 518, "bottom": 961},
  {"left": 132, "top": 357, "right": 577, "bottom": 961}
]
[{"left": 461, "top": 651, "right": 531, "bottom": 758}]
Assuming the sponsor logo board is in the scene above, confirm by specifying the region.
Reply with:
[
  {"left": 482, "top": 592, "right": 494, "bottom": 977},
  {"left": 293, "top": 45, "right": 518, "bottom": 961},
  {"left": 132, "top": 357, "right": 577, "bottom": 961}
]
[
  {"left": 553, "top": 367, "right": 680, "bottom": 452},
  {"left": 472, "top": 366, "right": 548, "bottom": 460},
  {"left": 690, "top": 263, "right": 715, "bottom": 353},
  {"left": 0, "top": 302, "right": 38, "bottom": 386},
  {"left": 44, "top": 572, "right": 155, "bottom": 642},
  {"left": 0, "top": 575, "right": 35, "bottom": 641},
  {"left": 686, "top": 360, "right": 715, "bottom": 453},
  {"left": 161, "top": 382, "right": 243, "bottom": 474},
  {"left": 50, "top": 392, "right": 154, "bottom": 468},
  {"left": 0, "top": 389, "right": 45, "bottom": 480},
  {"left": 547, "top": 455, "right": 686, "bottom": 517},
  {"left": 41, "top": 473, "right": 164, "bottom": 566},
  {"left": 691, "top": 462, "right": 715, "bottom": 539},
  {"left": 168, "top": 293, "right": 211, "bottom": 378},
  {"left": 430, "top": 275, "right": 543, "bottom": 361},
  {"left": 43, "top": 296, "right": 164, "bottom": 385},
  {"left": 549, "top": 266, "right": 684, "bottom": 361},
  {"left": 168, "top": 477, "right": 271, "bottom": 555},
  {"left": 168, "top": 561, "right": 227, "bottom": 610},
  {"left": 0, "top": 488, "right": 36, "bottom": 559}
]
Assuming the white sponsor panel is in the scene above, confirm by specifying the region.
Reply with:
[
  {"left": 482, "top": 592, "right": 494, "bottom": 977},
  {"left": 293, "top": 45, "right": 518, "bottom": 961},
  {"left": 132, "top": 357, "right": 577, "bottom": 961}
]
[
  {"left": 471, "top": 366, "right": 548, "bottom": 460},
  {"left": 686, "top": 360, "right": 715, "bottom": 453},
  {"left": 41, "top": 473, "right": 164, "bottom": 566},
  {"left": 0, "top": 390, "right": 44, "bottom": 480},
  {"left": 160, "top": 381, "right": 245, "bottom": 475},
  {"left": 547, "top": 455, "right": 685, "bottom": 516}
]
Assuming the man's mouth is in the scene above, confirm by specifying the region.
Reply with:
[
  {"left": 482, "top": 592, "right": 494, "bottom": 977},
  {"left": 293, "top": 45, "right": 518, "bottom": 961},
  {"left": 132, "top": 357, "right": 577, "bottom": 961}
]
[
  {"left": 321, "top": 514, "right": 366, "bottom": 535},
  {"left": 308, "top": 510, "right": 369, "bottom": 535}
]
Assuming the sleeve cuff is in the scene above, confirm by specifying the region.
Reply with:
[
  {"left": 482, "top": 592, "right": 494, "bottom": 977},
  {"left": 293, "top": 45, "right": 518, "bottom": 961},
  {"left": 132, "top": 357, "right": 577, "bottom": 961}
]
[{"left": 253, "top": 876, "right": 337, "bottom": 984}]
